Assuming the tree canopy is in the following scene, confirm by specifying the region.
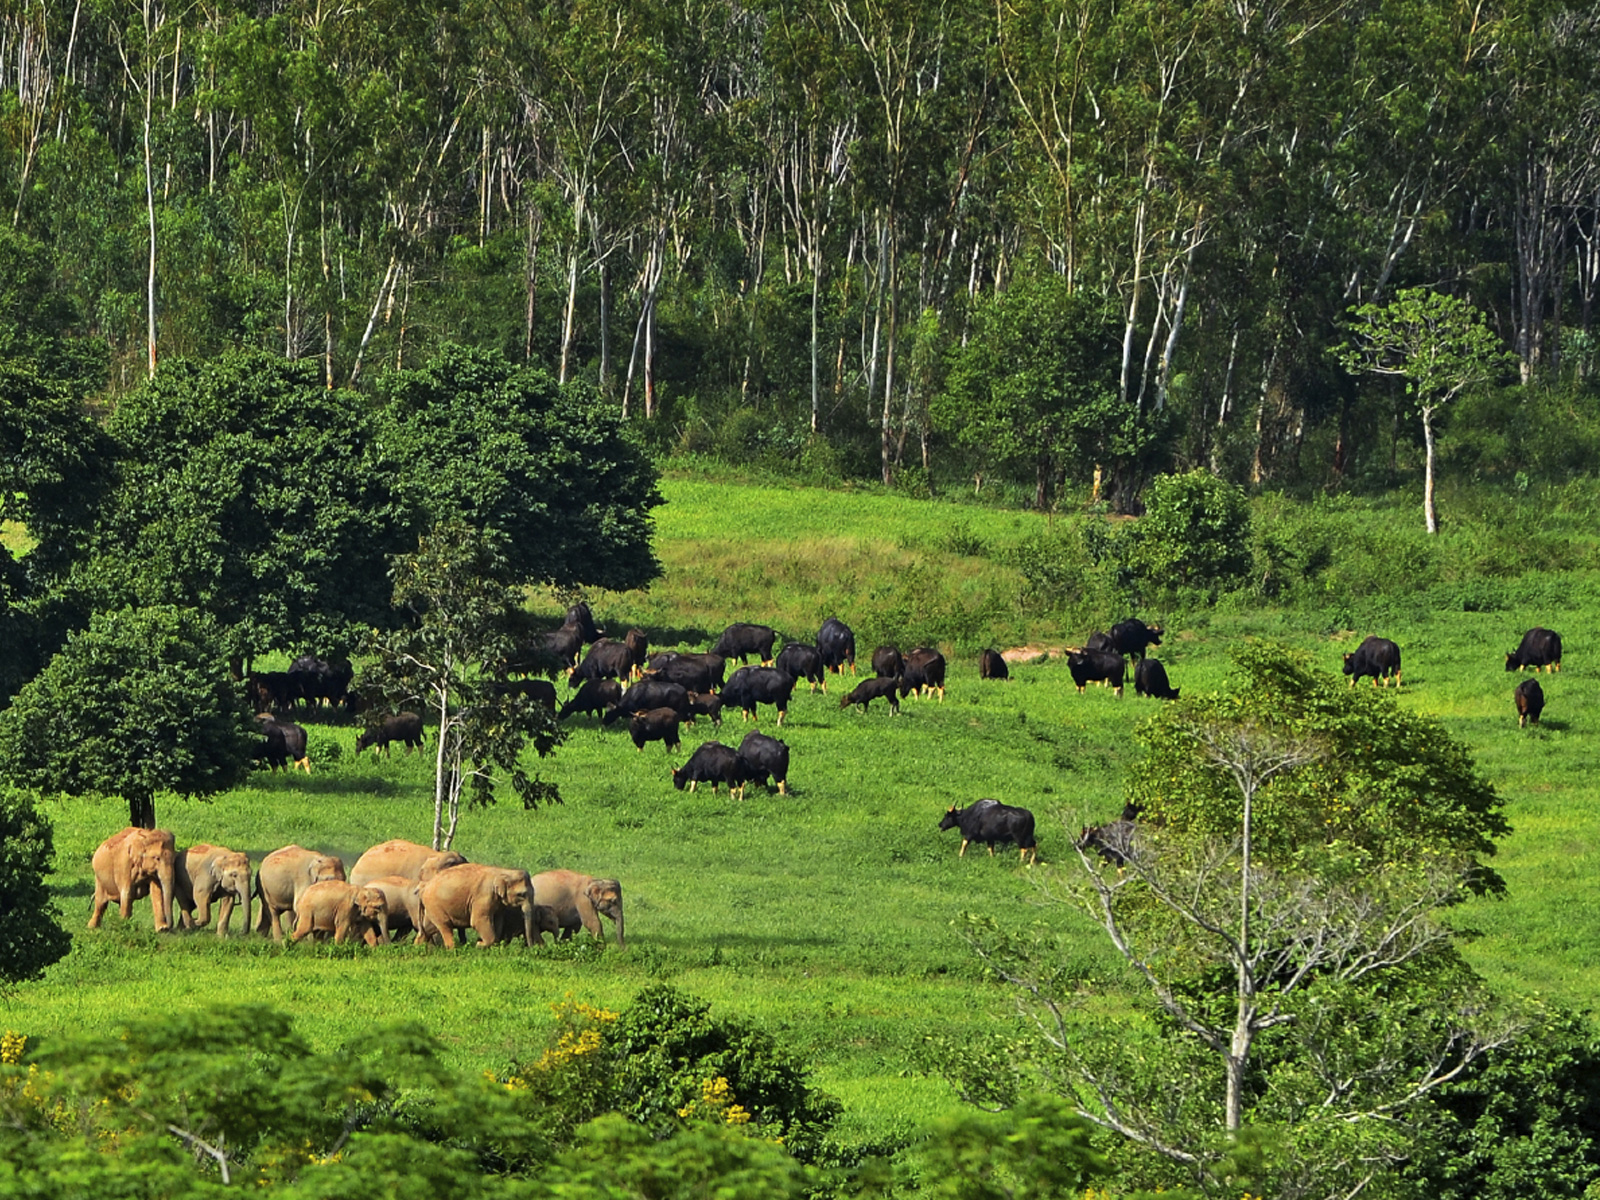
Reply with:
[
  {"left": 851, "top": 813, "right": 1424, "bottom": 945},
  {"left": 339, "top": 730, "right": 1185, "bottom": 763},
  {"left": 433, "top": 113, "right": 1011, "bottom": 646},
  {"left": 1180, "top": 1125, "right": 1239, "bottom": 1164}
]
[
  {"left": 0, "top": 605, "right": 257, "bottom": 828},
  {"left": 376, "top": 344, "right": 664, "bottom": 591},
  {"left": 62, "top": 352, "right": 405, "bottom": 665}
]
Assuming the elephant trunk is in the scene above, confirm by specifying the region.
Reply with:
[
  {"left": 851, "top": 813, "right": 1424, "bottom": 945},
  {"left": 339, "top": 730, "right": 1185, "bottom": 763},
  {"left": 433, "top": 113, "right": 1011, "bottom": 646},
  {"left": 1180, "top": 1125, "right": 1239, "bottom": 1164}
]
[
  {"left": 522, "top": 899, "right": 536, "bottom": 948},
  {"left": 222, "top": 877, "right": 251, "bottom": 937},
  {"left": 612, "top": 908, "right": 624, "bottom": 949}
]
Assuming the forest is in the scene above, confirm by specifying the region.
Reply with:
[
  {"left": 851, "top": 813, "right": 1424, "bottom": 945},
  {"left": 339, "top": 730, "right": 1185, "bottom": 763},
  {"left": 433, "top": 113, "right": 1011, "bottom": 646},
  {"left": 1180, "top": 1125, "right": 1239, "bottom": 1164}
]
[{"left": 0, "top": 0, "right": 1596, "bottom": 506}]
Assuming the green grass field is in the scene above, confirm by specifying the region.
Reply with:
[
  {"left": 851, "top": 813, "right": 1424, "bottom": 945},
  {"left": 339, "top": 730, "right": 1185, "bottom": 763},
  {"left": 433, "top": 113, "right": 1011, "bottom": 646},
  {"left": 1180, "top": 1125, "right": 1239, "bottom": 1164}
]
[{"left": 6, "top": 476, "right": 1598, "bottom": 1151}]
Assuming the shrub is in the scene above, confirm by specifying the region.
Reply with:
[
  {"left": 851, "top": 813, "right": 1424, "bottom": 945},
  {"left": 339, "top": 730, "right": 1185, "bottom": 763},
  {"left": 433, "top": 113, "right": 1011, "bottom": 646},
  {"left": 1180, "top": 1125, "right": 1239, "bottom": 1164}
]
[
  {"left": 0, "top": 789, "right": 71, "bottom": 987},
  {"left": 1124, "top": 470, "right": 1251, "bottom": 595}
]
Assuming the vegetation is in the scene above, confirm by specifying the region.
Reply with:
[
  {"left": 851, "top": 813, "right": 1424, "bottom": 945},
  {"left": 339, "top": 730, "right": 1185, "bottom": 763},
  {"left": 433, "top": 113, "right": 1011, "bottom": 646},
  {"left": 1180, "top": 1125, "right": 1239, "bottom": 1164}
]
[{"left": 0, "top": 606, "right": 256, "bottom": 828}]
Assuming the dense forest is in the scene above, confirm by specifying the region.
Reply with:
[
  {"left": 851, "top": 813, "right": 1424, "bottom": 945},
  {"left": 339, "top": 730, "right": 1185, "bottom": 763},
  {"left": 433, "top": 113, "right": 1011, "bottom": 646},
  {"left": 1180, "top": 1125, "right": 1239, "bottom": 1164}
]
[{"left": 1, "top": 0, "right": 1597, "bottom": 506}]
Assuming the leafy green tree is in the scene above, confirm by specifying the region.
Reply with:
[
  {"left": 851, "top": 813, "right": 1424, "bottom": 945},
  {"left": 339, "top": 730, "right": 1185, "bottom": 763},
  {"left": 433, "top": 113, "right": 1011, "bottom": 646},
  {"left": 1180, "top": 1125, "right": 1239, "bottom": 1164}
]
[
  {"left": 964, "top": 643, "right": 1516, "bottom": 1198},
  {"left": 376, "top": 344, "right": 663, "bottom": 591},
  {"left": 1338, "top": 288, "right": 1516, "bottom": 533},
  {"left": 357, "top": 522, "right": 563, "bottom": 850},
  {"left": 0, "top": 788, "right": 72, "bottom": 987},
  {"left": 936, "top": 270, "right": 1127, "bottom": 510},
  {"left": 0, "top": 605, "right": 256, "bottom": 828},
  {"left": 62, "top": 351, "right": 404, "bottom": 669},
  {"left": 1126, "top": 469, "right": 1252, "bottom": 595}
]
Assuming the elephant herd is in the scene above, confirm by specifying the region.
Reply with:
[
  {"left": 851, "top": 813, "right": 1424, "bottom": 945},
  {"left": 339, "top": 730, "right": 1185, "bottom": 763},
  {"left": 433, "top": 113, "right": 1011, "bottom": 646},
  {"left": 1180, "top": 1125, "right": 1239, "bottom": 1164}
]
[{"left": 87, "top": 828, "right": 624, "bottom": 949}]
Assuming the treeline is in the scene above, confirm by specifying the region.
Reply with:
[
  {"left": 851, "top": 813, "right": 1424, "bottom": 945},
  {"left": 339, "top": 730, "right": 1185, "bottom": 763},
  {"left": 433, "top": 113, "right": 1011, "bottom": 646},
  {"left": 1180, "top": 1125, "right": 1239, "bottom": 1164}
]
[{"left": 1, "top": 0, "right": 1597, "bottom": 503}]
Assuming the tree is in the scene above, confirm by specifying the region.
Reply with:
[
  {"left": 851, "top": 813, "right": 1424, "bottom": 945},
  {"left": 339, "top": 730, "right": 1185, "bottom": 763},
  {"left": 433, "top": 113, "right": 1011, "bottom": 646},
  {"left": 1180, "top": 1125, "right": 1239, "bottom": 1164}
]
[
  {"left": 963, "top": 643, "right": 1516, "bottom": 1199},
  {"left": 1339, "top": 288, "right": 1515, "bottom": 533},
  {"left": 61, "top": 351, "right": 405, "bottom": 669},
  {"left": 1125, "top": 470, "right": 1252, "bottom": 595},
  {"left": 0, "top": 605, "right": 256, "bottom": 829},
  {"left": 357, "top": 522, "right": 564, "bottom": 851},
  {"left": 376, "top": 343, "right": 663, "bottom": 591},
  {"left": 935, "top": 269, "right": 1129, "bottom": 509},
  {"left": 0, "top": 788, "right": 72, "bottom": 987}
]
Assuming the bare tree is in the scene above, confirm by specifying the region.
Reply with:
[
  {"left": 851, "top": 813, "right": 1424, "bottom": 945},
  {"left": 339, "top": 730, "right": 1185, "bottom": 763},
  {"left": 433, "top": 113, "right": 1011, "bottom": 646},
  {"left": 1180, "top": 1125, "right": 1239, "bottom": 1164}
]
[{"left": 964, "top": 710, "right": 1518, "bottom": 1199}]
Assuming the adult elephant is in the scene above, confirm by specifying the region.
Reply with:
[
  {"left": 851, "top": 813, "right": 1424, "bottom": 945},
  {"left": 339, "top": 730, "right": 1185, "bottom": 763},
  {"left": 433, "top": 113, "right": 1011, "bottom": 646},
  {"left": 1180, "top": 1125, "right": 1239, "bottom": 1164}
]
[
  {"left": 349, "top": 839, "right": 467, "bottom": 887},
  {"left": 291, "top": 880, "right": 388, "bottom": 946},
  {"left": 531, "top": 870, "right": 624, "bottom": 948},
  {"left": 362, "top": 874, "right": 435, "bottom": 945},
  {"left": 89, "top": 827, "right": 177, "bottom": 931},
  {"left": 255, "top": 846, "right": 347, "bottom": 941},
  {"left": 175, "top": 844, "right": 252, "bottom": 937},
  {"left": 420, "top": 863, "right": 537, "bottom": 948}
]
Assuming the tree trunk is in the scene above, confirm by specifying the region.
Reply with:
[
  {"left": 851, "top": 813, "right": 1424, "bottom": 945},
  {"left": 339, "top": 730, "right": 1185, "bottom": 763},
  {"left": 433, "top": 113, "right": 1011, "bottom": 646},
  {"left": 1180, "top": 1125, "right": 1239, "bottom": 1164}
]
[
  {"left": 1422, "top": 405, "right": 1439, "bottom": 534},
  {"left": 130, "top": 793, "right": 155, "bottom": 830}
]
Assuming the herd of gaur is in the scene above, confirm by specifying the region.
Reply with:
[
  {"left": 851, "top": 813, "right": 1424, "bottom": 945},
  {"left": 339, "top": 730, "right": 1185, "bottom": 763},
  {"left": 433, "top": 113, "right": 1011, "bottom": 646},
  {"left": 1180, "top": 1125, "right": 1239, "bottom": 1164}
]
[
  {"left": 85, "top": 827, "right": 624, "bottom": 948},
  {"left": 91, "top": 611, "right": 1562, "bottom": 945}
]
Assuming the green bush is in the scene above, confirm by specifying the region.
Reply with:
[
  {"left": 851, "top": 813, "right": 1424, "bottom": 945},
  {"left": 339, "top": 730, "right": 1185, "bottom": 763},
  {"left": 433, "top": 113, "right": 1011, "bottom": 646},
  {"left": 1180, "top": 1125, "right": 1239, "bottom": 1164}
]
[{"left": 1124, "top": 470, "right": 1252, "bottom": 595}]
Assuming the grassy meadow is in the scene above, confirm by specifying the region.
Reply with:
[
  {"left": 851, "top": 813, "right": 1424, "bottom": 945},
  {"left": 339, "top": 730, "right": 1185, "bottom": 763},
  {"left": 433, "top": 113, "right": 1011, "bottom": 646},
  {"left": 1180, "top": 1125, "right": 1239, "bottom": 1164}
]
[{"left": 6, "top": 475, "right": 1600, "bottom": 1151}]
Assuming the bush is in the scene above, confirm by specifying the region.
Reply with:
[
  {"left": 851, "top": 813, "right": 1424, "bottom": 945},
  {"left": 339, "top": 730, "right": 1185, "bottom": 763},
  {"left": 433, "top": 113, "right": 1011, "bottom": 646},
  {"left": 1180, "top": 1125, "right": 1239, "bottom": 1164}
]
[
  {"left": 1124, "top": 470, "right": 1252, "bottom": 595},
  {"left": 0, "top": 789, "right": 71, "bottom": 986}
]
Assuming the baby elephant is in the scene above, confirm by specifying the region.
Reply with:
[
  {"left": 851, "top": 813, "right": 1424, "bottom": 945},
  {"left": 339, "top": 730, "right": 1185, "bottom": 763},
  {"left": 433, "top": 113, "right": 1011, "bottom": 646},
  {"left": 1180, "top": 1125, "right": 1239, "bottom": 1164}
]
[{"left": 291, "top": 880, "right": 389, "bottom": 945}]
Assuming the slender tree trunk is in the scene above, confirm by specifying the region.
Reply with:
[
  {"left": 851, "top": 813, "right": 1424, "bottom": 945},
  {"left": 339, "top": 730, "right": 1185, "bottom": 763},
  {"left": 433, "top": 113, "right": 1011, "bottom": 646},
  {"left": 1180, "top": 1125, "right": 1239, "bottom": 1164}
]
[
  {"left": 524, "top": 204, "right": 542, "bottom": 361},
  {"left": 432, "top": 684, "right": 450, "bottom": 850},
  {"left": 1422, "top": 406, "right": 1439, "bottom": 534},
  {"left": 142, "top": 89, "right": 157, "bottom": 376}
]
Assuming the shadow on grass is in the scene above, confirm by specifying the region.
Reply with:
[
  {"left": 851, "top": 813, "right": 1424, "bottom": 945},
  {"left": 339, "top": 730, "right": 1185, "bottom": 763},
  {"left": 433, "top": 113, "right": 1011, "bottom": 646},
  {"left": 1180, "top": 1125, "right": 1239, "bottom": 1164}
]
[
  {"left": 248, "top": 772, "right": 404, "bottom": 797},
  {"left": 641, "top": 624, "right": 716, "bottom": 651}
]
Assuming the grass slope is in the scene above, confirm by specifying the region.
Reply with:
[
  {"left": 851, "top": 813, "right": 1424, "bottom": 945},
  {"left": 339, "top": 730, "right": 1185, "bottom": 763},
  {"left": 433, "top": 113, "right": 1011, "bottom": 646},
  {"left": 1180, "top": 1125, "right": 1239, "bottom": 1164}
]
[{"left": 5, "top": 476, "right": 1597, "bottom": 1149}]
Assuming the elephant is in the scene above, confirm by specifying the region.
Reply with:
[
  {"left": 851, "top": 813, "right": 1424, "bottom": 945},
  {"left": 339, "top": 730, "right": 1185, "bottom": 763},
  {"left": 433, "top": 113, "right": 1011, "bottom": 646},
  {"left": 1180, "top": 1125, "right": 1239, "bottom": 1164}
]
[
  {"left": 291, "top": 880, "right": 389, "bottom": 946},
  {"left": 175, "top": 844, "right": 252, "bottom": 937},
  {"left": 348, "top": 839, "right": 467, "bottom": 887},
  {"left": 255, "top": 845, "right": 347, "bottom": 941},
  {"left": 492, "top": 901, "right": 564, "bottom": 946},
  {"left": 419, "top": 863, "right": 538, "bottom": 948},
  {"left": 89, "top": 827, "right": 177, "bottom": 931},
  {"left": 363, "top": 874, "right": 438, "bottom": 944},
  {"left": 530, "top": 870, "right": 624, "bottom": 948}
]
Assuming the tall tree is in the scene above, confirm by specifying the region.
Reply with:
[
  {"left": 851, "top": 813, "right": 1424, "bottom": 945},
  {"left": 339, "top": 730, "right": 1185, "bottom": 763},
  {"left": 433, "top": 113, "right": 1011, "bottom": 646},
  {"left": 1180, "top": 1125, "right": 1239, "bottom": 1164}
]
[
  {"left": 963, "top": 643, "right": 1516, "bottom": 1198},
  {"left": 358, "top": 522, "right": 563, "bottom": 850},
  {"left": 0, "top": 605, "right": 255, "bottom": 828},
  {"left": 1338, "top": 287, "right": 1514, "bottom": 533},
  {"left": 377, "top": 343, "right": 663, "bottom": 592}
]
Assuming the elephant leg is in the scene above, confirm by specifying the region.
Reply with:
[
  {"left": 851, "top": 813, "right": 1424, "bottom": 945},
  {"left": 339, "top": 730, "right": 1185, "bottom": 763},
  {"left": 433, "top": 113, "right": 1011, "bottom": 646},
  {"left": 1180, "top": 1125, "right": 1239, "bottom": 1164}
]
[
  {"left": 471, "top": 910, "right": 498, "bottom": 947},
  {"left": 89, "top": 883, "right": 112, "bottom": 929},
  {"left": 149, "top": 882, "right": 171, "bottom": 931},
  {"left": 577, "top": 896, "right": 603, "bottom": 939},
  {"left": 214, "top": 896, "right": 234, "bottom": 938},
  {"left": 118, "top": 884, "right": 135, "bottom": 920},
  {"left": 290, "top": 913, "right": 315, "bottom": 943}
]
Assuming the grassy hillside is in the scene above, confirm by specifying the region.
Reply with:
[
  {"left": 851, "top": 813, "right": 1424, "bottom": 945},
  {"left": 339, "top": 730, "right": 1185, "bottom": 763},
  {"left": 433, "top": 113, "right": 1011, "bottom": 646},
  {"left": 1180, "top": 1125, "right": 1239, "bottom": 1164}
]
[{"left": 6, "top": 475, "right": 1598, "bottom": 1153}]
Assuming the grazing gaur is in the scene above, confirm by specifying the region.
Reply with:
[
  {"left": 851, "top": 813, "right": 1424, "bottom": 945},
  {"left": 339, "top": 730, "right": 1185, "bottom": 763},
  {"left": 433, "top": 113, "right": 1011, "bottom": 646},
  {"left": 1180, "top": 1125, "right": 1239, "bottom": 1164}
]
[
  {"left": 1084, "top": 631, "right": 1115, "bottom": 654},
  {"left": 684, "top": 690, "right": 724, "bottom": 728},
  {"left": 1515, "top": 677, "right": 1545, "bottom": 728},
  {"left": 1507, "top": 627, "right": 1562, "bottom": 674},
  {"left": 602, "top": 679, "right": 690, "bottom": 724},
  {"left": 288, "top": 654, "right": 353, "bottom": 709},
  {"left": 978, "top": 649, "right": 1009, "bottom": 680},
  {"left": 564, "top": 601, "right": 605, "bottom": 643},
  {"left": 558, "top": 678, "right": 622, "bottom": 721},
  {"left": 256, "top": 713, "right": 310, "bottom": 772},
  {"left": 735, "top": 730, "right": 790, "bottom": 797},
  {"left": 569, "top": 638, "right": 635, "bottom": 688},
  {"left": 840, "top": 676, "right": 901, "bottom": 715},
  {"left": 776, "top": 642, "right": 827, "bottom": 693},
  {"left": 711, "top": 622, "right": 778, "bottom": 665},
  {"left": 355, "top": 711, "right": 426, "bottom": 755},
  {"left": 1067, "top": 649, "right": 1127, "bottom": 696},
  {"left": 1077, "top": 817, "right": 1137, "bottom": 866},
  {"left": 1343, "top": 636, "right": 1402, "bottom": 688},
  {"left": 871, "top": 645, "right": 903, "bottom": 679},
  {"left": 629, "top": 706, "right": 682, "bottom": 753},
  {"left": 817, "top": 617, "right": 857, "bottom": 675},
  {"left": 672, "top": 741, "right": 745, "bottom": 794},
  {"left": 624, "top": 628, "right": 650, "bottom": 678},
  {"left": 720, "top": 666, "right": 797, "bottom": 725},
  {"left": 643, "top": 652, "right": 726, "bottom": 693},
  {"left": 939, "top": 799, "right": 1038, "bottom": 866},
  {"left": 1107, "top": 618, "right": 1163, "bottom": 659},
  {"left": 1133, "top": 658, "right": 1180, "bottom": 700},
  {"left": 254, "top": 718, "right": 290, "bottom": 772},
  {"left": 490, "top": 678, "right": 558, "bottom": 710},
  {"left": 899, "top": 648, "right": 946, "bottom": 701},
  {"left": 506, "top": 625, "right": 584, "bottom": 677}
]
